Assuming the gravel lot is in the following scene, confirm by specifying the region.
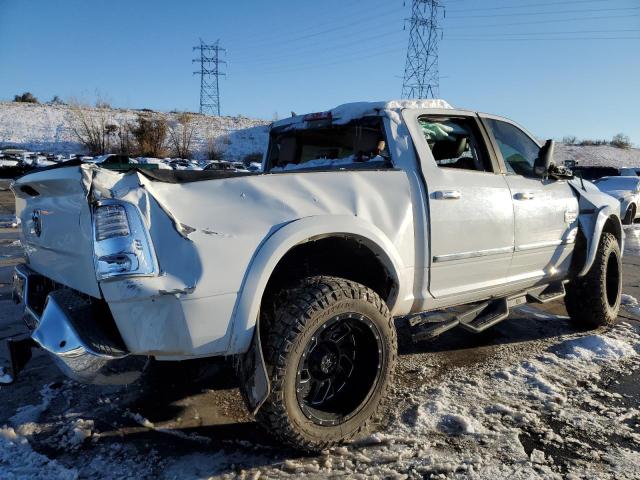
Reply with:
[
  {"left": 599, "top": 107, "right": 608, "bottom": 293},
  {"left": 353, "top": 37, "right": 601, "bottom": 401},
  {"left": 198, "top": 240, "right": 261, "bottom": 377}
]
[{"left": 1, "top": 179, "right": 639, "bottom": 479}]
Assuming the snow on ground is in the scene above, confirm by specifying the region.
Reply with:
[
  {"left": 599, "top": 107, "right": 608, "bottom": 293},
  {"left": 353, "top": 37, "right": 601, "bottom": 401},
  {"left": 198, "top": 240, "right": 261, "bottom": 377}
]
[
  {"left": 4, "top": 315, "right": 636, "bottom": 479},
  {"left": 622, "top": 294, "right": 640, "bottom": 319},
  {"left": 210, "top": 321, "right": 640, "bottom": 479},
  {"left": 0, "top": 102, "right": 269, "bottom": 161},
  {"left": 0, "top": 426, "right": 77, "bottom": 480}
]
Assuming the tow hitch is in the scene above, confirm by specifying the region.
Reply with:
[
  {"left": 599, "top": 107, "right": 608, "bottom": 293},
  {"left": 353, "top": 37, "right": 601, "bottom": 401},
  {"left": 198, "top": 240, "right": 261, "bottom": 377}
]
[{"left": 0, "top": 334, "right": 34, "bottom": 385}]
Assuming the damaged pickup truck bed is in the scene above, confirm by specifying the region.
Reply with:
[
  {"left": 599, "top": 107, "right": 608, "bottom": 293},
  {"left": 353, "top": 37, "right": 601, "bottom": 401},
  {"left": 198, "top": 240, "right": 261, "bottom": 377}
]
[{"left": 8, "top": 99, "right": 625, "bottom": 451}]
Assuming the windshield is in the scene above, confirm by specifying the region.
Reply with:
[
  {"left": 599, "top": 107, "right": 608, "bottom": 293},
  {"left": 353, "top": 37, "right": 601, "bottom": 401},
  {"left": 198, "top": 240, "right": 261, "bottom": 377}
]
[
  {"left": 594, "top": 177, "right": 640, "bottom": 191},
  {"left": 265, "top": 118, "right": 390, "bottom": 172}
]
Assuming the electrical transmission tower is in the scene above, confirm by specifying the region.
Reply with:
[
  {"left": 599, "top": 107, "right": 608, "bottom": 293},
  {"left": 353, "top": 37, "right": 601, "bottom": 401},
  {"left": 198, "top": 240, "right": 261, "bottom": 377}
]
[
  {"left": 193, "top": 40, "right": 226, "bottom": 116},
  {"left": 401, "top": 0, "right": 444, "bottom": 99}
]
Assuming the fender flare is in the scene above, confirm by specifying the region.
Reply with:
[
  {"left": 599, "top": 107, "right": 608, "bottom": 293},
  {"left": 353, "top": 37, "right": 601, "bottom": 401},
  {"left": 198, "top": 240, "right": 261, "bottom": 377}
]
[
  {"left": 577, "top": 205, "right": 624, "bottom": 277},
  {"left": 229, "top": 215, "right": 407, "bottom": 414},
  {"left": 228, "top": 215, "right": 407, "bottom": 355}
]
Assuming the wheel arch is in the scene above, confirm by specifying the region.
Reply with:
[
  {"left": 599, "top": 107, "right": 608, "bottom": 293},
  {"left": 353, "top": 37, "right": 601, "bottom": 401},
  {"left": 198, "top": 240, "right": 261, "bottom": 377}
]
[
  {"left": 577, "top": 206, "right": 624, "bottom": 277},
  {"left": 228, "top": 215, "right": 407, "bottom": 355}
]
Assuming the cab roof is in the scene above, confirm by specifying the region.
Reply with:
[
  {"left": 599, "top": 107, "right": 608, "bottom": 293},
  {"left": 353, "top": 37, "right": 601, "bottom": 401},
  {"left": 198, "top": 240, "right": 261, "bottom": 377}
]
[{"left": 272, "top": 99, "right": 454, "bottom": 130}]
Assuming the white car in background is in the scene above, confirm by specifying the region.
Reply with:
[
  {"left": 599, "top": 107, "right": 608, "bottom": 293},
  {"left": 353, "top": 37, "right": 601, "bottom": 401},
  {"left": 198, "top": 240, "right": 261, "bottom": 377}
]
[{"left": 594, "top": 176, "right": 640, "bottom": 224}]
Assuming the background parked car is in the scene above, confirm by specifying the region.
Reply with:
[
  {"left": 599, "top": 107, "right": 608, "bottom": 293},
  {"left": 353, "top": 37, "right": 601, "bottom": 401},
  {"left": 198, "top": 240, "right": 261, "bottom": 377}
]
[
  {"left": 594, "top": 176, "right": 640, "bottom": 224},
  {"left": 87, "top": 154, "right": 159, "bottom": 172}
]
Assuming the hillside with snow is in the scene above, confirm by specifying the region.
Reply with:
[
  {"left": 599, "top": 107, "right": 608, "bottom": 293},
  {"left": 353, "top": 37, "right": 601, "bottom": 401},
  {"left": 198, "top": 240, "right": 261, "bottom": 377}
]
[
  {"left": 1, "top": 101, "right": 639, "bottom": 168},
  {"left": 0, "top": 102, "right": 270, "bottom": 161},
  {"left": 556, "top": 144, "right": 640, "bottom": 168}
]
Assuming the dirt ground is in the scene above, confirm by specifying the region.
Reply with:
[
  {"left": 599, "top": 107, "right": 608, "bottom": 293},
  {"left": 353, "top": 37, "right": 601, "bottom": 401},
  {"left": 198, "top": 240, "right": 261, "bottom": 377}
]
[{"left": 1, "top": 178, "right": 639, "bottom": 479}]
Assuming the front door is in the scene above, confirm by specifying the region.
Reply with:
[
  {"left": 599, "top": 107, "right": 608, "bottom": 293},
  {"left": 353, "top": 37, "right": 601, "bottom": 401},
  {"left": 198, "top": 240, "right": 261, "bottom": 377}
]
[
  {"left": 404, "top": 111, "right": 515, "bottom": 299},
  {"left": 482, "top": 116, "right": 579, "bottom": 283}
]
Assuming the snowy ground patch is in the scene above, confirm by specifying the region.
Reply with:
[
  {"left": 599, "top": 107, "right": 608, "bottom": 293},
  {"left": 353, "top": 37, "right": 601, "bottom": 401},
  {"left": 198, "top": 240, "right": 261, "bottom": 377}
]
[
  {"left": 204, "top": 321, "right": 640, "bottom": 479},
  {"left": 0, "top": 427, "right": 78, "bottom": 480}
]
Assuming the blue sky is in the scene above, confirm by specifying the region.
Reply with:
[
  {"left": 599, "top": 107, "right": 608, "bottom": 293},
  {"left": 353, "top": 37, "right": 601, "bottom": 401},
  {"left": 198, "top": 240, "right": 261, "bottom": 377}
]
[{"left": 0, "top": 0, "right": 638, "bottom": 144}]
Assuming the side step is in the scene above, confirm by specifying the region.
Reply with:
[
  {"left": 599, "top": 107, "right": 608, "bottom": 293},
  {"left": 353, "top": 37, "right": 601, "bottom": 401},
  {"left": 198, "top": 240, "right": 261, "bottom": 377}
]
[
  {"left": 526, "top": 282, "right": 566, "bottom": 304},
  {"left": 410, "top": 311, "right": 460, "bottom": 342},
  {"left": 409, "top": 282, "right": 563, "bottom": 342},
  {"left": 458, "top": 299, "right": 509, "bottom": 333}
]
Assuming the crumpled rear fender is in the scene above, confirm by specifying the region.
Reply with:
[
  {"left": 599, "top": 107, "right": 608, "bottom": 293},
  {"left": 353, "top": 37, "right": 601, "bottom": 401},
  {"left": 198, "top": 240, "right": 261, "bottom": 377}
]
[{"left": 227, "top": 215, "right": 409, "bottom": 355}]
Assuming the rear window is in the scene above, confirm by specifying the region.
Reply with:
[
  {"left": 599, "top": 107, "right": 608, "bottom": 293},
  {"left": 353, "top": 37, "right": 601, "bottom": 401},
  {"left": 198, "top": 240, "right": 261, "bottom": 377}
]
[{"left": 265, "top": 117, "right": 390, "bottom": 172}]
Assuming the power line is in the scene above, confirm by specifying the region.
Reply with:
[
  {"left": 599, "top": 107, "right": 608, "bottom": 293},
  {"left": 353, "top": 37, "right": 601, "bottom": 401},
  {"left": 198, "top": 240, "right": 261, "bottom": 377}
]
[
  {"left": 446, "top": 36, "right": 640, "bottom": 41},
  {"left": 446, "top": 5, "right": 640, "bottom": 19},
  {"left": 444, "top": 13, "right": 640, "bottom": 30},
  {"left": 192, "top": 39, "right": 226, "bottom": 116},
  {"left": 446, "top": 0, "right": 625, "bottom": 12},
  {"left": 402, "top": 0, "right": 444, "bottom": 100}
]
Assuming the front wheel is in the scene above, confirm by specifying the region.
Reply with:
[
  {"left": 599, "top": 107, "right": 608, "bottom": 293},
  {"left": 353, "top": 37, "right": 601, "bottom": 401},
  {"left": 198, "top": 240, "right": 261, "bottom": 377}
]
[
  {"left": 256, "top": 276, "right": 397, "bottom": 451},
  {"left": 623, "top": 205, "right": 636, "bottom": 225},
  {"left": 565, "top": 232, "right": 622, "bottom": 328}
]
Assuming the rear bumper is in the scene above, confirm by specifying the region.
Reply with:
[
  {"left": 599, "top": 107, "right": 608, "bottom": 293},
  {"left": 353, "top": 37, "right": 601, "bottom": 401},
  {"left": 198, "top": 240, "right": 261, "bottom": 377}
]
[{"left": 13, "top": 265, "right": 147, "bottom": 385}]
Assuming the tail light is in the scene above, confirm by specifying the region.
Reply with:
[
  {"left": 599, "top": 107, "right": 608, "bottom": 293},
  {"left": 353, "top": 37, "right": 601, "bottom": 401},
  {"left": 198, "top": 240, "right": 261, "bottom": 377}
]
[{"left": 92, "top": 200, "right": 158, "bottom": 280}]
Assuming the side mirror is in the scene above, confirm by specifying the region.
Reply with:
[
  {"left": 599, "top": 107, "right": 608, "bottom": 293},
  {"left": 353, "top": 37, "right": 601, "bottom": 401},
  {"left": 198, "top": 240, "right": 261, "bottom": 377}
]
[{"left": 534, "top": 139, "right": 555, "bottom": 177}]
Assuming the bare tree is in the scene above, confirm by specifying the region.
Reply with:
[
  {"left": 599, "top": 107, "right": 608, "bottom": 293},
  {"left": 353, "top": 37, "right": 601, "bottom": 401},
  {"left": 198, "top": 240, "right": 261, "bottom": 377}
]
[
  {"left": 69, "top": 102, "right": 115, "bottom": 155},
  {"left": 611, "top": 133, "right": 631, "bottom": 149},
  {"left": 168, "top": 113, "right": 196, "bottom": 158},
  {"left": 132, "top": 113, "right": 168, "bottom": 157},
  {"left": 204, "top": 132, "right": 229, "bottom": 160},
  {"left": 116, "top": 120, "right": 135, "bottom": 155}
]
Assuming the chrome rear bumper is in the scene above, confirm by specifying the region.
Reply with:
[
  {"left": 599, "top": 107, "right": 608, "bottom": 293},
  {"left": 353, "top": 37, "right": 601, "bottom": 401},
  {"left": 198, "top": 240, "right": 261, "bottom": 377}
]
[{"left": 13, "top": 265, "right": 147, "bottom": 385}]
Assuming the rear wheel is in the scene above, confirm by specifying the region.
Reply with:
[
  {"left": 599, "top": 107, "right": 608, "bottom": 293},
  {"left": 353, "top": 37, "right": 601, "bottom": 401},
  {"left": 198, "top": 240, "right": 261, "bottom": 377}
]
[
  {"left": 256, "top": 276, "right": 397, "bottom": 451},
  {"left": 565, "top": 232, "right": 621, "bottom": 328}
]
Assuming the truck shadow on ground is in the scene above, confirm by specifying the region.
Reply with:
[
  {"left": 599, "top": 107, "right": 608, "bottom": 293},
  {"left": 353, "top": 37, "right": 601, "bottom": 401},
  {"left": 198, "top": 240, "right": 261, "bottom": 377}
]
[{"left": 96, "top": 305, "right": 587, "bottom": 451}]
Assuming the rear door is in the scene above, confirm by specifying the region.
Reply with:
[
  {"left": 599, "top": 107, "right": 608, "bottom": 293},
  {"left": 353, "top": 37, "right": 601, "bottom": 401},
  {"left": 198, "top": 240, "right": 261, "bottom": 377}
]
[
  {"left": 481, "top": 116, "right": 579, "bottom": 284},
  {"left": 403, "top": 109, "right": 515, "bottom": 299}
]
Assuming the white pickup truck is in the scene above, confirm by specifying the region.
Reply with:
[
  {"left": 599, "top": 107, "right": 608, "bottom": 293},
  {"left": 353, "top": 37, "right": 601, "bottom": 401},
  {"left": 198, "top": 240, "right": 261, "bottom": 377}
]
[{"left": 9, "top": 99, "right": 624, "bottom": 451}]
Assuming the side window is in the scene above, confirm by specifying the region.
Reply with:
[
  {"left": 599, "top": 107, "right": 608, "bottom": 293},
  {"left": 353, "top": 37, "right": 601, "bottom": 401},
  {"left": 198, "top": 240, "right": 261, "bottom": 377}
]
[
  {"left": 418, "top": 116, "right": 492, "bottom": 172},
  {"left": 485, "top": 119, "right": 541, "bottom": 178}
]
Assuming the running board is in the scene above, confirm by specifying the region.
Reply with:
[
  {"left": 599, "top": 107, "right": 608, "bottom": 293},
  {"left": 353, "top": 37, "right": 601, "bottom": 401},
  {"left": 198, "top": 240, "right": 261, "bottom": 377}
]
[
  {"left": 409, "top": 282, "right": 563, "bottom": 342},
  {"left": 409, "top": 311, "right": 459, "bottom": 342},
  {"left": 458, "top": 299, "right": 509, "bottom": 333},
  {"left": 526, "top": 282, "right": 566, "bottom": 304}
]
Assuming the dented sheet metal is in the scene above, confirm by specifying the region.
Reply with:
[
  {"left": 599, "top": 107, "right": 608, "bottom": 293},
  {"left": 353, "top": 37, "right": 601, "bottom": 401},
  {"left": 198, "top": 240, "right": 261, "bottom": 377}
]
[{"left": 83, "top": 163, "right": 414, "bottom": 357}]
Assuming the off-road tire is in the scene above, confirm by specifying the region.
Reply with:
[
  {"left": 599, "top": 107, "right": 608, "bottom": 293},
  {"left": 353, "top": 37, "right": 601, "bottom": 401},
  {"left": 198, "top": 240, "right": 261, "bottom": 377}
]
[
  {"left": 256, "top": 276, "right": 397, "bottom": 451},
  {"left": 623, "top": 205, "right": 636, "bottom": 225},
  {"left": 565, "top": 232, "right": 622, "bottom": 328}
]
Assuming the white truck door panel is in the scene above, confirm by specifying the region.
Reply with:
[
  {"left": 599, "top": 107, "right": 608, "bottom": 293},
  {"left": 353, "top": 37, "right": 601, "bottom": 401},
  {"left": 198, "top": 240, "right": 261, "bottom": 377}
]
[
  {"left": 482, "top": 116, "right": 579, "bottom": 283},
  {"left": 506, "top": 176, "right": 578, "bottom": 281},
  {"left": 402, "top": 109, "right": 515, "bottom": 299},
  {"left": 429, "top": 170, "right": 515, "bottom": 297}
]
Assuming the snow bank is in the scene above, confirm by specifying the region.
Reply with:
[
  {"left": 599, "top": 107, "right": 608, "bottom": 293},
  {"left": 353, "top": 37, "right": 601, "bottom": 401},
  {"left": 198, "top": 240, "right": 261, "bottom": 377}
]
[
  {"left": 0, "top": 427, "right": 78, "bottom": 480},
  {"left": 621, "top": 292, "right": 640, "bottom": 318}
]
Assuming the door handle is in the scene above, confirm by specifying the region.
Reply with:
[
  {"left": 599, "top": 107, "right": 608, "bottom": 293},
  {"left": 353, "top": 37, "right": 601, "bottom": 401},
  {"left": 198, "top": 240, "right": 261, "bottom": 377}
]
[
  {"left": 514, "top": 192, "right": 535, "bottom": 200},
  {"left": 434, "top": 190, "right": 462, "bottom": 200}
]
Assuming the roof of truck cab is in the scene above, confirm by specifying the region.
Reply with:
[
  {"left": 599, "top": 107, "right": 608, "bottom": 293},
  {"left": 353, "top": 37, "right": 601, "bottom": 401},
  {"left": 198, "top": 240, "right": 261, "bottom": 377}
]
[{"left": 271, "top": 99, "right": 455, "bottom": 129}]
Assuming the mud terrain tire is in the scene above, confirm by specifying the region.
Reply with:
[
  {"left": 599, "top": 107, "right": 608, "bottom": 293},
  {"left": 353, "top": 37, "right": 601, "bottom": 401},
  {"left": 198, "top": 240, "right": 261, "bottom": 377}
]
[
  {"left": 623, "top": 205, "right": 636, "bottom": 225},
  {"left": 256, "top": 276, "right": 397, "bottom": 451},
  {"left": 565, "top": 232, "right": 622, "bottom": 328}
]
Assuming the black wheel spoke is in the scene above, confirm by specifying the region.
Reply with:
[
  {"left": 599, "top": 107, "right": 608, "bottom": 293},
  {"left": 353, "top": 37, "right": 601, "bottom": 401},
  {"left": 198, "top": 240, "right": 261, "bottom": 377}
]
[{"left": 295, "top": 312, "right": 384, "bottom": 425}]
